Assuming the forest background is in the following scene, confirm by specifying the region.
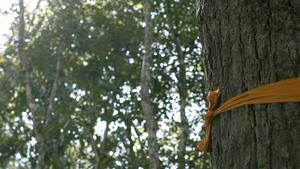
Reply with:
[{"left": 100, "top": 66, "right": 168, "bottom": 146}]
[{"left": 0, "top": 0, "right": 210, "bottom": 168}]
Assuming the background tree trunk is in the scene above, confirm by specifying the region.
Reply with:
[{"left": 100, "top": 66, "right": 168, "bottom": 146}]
[
  {"left": 197, "top": 0, "right": 300, "bottom": 169},
  {"left": 165, "top": 2, "right": 189, "bottom": 168},
  {"left": 18, "top": 1, "right": 47, "bottom": 168},
  {"left": 141, "top": 0, "right": 160, "bottom": 168},
  {"left": 177, "top": 44, "right": 188, "bottom": 169},
  {"left": 90, "top": 121, "right": 110, "bottom": 169},
  {"left": 170, "top": 26, "right": 189, "bottom": 169},
  {"left": 18, "top": 1, "right": 64, "bottom": 168}
]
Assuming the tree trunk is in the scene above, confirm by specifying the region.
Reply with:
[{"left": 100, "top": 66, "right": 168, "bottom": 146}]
[
  {"left": 18, "top": 1, "right": 47, "bottom": 168},
  {"left": 177, "top": 47, "right": 189, "bottom": 169},
  {"left": 125, "top": 121, "right": 137, "bottom": 169},
  {"left": 90, "top": 121, "right": 110, "bottom": 169},
  {"left": 197, "top": 0, "right": 300, "bottom": 169},
  {"left": 141, "top": 0, "right": 160, "bottom": 168},
  {"left": 18, "top": 1, "right": 64, "bottom": 168},
  {"left": 164, "top": 2, "right": 189, "bottom": 168}
]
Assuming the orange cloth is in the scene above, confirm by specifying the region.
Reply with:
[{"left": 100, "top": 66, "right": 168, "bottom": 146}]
[{"left": 197, "top": 77, "right": 300, "bottom": 152}]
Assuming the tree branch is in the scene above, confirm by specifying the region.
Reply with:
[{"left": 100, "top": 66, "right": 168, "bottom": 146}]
[{"left": 45, "top": 46, "right": 62, "bottom": 126}]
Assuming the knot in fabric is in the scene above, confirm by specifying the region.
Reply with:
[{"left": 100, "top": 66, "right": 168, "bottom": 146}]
[
  {"left": 197, "top": 89, "right": 220, "bottom": 152},
  {"left": 197, "top": 77, "right": 300, "bottom": 153},
  {"left": 205, "top": 89, "right": 220, "bottom": 124}
]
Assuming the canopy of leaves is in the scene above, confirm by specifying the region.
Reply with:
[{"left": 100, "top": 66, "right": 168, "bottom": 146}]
[{"left": 0, "top": 0, "right": 210, "bottom": 168}]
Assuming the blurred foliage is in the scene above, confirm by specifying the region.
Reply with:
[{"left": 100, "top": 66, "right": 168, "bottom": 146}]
[{"left": 0, "top": 0, "right": 210, "bottom": 168}]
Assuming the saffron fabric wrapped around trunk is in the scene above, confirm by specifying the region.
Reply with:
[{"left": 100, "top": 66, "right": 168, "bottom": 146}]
[{"left": 197, "top": 77, "right": 300, "bottom": 153}]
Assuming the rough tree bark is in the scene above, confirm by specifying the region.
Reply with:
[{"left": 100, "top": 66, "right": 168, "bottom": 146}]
[
  {"left": 197, "top": 0, "right": 300, "bottom": 169},
  {"left": 141, "top": 0, "right": 160, "bottom": 168}
]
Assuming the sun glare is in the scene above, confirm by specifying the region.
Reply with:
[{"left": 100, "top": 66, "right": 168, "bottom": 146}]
[{"left": 0, "top": 0, "right": 41, "bottom": 52}]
